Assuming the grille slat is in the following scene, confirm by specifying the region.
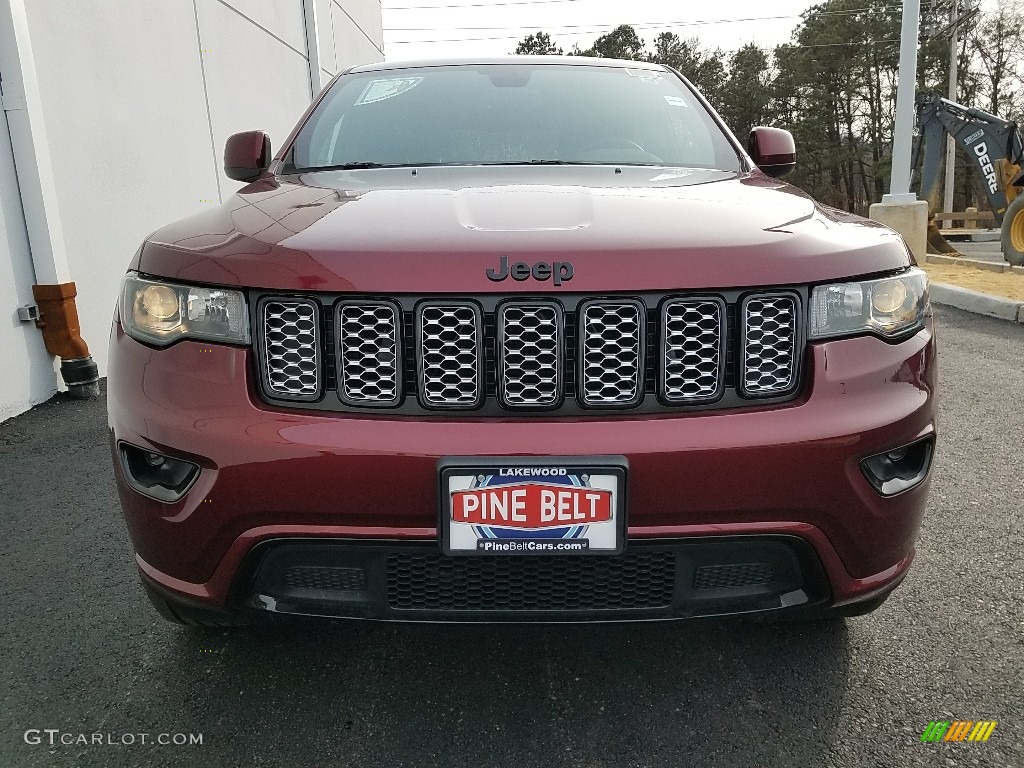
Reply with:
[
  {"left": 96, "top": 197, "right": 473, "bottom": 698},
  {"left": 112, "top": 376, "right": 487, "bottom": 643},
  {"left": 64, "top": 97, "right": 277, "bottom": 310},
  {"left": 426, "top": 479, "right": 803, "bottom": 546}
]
[
  {"left": 579, "top": 300, "right": 645, "bottom": 407},
  {"left": 498, "top": 302, "right": 562, "bottom": 407},
  {"left": 741, "top": 295, "right": 799, "bottom": 396},
  {"left": 336, "top": 301, "right": 401, "bottom": 406},
  {"left": 283, "top": 566, "right": 367, "bottom": 592},
  {"left": 661, "top": 298, "right": 725, "bottom": 403},
  {"left": 417, "top": 303, "right": 483, "bottom": 408},
  {"left": 693, "top": 562, "right": 775, "bottom": 590},
  {"left": 260, "top": 299, "right": 321, "bottom": 399}
]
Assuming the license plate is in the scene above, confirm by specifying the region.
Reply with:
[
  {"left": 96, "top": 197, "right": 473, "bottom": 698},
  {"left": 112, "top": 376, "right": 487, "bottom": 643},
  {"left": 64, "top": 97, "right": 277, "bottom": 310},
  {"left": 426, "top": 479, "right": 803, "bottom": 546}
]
[{"left": 439, "top": 456, "right": 628, "bottom": 556}]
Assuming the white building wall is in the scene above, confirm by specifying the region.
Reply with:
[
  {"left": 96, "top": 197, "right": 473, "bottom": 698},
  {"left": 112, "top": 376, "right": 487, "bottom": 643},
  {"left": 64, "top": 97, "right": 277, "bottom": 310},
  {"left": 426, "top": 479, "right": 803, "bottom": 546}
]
[
  {"left": 0, "top": 101, "right": 53, "bottom": 422},
  {"left": 0, "top": 0, "right": 383, "bottom": 421}
]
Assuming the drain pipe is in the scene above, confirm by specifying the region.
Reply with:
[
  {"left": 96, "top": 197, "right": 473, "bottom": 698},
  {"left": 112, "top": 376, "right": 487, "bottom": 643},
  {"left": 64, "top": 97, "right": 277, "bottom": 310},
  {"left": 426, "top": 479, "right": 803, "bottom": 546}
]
[
  {"left": 1, "top": 0, "right": 98, "bottom": 398},
  {"left": 30, "top": 283, "right": 100, "bottom": 398}
]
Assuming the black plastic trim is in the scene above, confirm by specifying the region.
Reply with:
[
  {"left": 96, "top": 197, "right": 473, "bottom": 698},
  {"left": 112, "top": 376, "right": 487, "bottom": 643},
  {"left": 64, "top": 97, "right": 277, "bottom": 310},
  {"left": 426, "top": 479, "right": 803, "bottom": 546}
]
[
  {"left": 117, "top": 441, "right": 200, "bottom": 503},
  {"left": 228, "top": 534, "right": 831, "bottom": 622}
]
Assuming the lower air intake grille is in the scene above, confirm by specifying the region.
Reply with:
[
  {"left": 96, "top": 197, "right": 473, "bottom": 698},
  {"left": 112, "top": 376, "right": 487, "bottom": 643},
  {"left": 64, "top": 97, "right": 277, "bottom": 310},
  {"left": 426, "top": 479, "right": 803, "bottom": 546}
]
[
  {"left": 283, "top": 566, "right": 367, "bottom": 592},
  {"left": 693, "top": 562, "right": 775, "bottom": 590},
  {"left": 386, "top": 551, "right": 676, "bottom": 611}
]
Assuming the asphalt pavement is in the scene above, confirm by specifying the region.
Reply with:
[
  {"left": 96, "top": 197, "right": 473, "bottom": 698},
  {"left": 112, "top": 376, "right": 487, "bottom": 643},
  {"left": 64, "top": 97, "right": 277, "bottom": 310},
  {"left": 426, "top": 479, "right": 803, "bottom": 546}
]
[{"left": 1, "top": 304, "right": 1022, "bottom": 768}]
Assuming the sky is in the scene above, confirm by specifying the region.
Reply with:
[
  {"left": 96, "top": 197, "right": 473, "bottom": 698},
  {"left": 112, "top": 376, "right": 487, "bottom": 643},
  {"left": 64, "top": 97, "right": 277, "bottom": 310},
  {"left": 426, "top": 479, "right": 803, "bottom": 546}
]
[{"left": 380, "top": 0, "right": 830, "bottom": 62}]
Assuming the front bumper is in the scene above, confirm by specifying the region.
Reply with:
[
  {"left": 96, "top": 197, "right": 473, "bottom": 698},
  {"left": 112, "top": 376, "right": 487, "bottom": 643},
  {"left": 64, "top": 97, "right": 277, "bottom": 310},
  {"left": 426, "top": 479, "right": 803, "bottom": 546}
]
[
  {"left": 148, "top": 536, "right": 832, "bottom": 622},
  {"left": 109, "top": 317, "right": 936, "bottom": 619}
]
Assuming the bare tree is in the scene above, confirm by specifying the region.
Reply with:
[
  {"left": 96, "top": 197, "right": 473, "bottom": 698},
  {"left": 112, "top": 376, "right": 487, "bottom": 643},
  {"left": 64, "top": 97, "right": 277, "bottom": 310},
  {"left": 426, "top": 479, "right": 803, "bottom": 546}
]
[{"left": 969, "top": 3, "right": 1024, "bottom": 120}]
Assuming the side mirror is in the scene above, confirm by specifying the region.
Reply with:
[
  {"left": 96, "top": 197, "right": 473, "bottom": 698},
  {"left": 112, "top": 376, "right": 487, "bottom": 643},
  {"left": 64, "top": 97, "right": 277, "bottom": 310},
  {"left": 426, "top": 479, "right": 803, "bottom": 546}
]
[
  {"left": 749, "top": 127, "right": 796, "bottom": 178},
  {"left": 224, "top": 131, "right": 271, "bottom": 182}
]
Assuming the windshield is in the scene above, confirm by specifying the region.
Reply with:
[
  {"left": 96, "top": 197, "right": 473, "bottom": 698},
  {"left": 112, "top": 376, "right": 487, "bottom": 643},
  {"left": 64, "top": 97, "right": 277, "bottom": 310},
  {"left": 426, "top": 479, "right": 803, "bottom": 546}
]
[{"left": 286, "top": 64, "right": 742, "bottom": 172}]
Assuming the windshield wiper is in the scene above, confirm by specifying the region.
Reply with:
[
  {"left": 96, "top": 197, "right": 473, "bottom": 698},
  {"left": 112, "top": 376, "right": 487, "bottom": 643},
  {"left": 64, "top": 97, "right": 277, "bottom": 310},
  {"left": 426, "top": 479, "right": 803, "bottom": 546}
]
[
  {"left": 479, "top": 160, "right": 579, "bottom": 166},
  {"left": 300, "top": 162, "right": 390, "bottom": 171}
]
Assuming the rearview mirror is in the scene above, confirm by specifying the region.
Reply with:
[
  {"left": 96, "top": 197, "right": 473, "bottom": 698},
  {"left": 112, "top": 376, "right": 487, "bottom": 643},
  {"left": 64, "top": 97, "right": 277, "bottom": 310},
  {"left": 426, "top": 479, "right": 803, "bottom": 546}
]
[
  {"left": 749, "top": 127, "right": 796, "bottom": 178},
  {"left": 224, "top": 131, "right": 271, "bottom": 182}
]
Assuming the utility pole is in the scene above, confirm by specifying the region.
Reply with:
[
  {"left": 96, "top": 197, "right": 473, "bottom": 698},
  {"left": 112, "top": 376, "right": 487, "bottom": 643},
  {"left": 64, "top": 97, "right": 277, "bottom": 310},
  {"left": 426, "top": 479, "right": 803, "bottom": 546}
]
[
  {"left": 886, "top": 0, "right": 922, "bottom": 201},
  {"left": 870, "top": 0, "right": 929, "bottom": 260}
]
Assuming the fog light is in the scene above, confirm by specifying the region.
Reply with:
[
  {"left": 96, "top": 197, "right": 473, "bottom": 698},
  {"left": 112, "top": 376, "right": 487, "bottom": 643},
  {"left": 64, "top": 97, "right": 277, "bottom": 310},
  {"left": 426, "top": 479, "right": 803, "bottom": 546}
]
[
  {"left": 119, "top": 443, "right": 200, "bottom": 502},
  {"left": 861, "top": 436, "right": 935, "bottom": 496}
]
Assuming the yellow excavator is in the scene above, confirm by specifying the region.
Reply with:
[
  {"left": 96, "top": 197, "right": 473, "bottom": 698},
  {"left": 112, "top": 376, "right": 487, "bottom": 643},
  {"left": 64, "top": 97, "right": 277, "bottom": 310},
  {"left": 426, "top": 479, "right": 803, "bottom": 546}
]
[{"left": 915, "top": 90, "right": 1024, "bottom": 265}]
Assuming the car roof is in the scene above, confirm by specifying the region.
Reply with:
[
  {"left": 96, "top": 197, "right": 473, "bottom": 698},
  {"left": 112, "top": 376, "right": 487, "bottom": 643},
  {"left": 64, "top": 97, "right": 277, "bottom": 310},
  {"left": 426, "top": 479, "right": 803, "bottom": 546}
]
[{"left": 346, "top": 56, "right": 670, "bottom": 75}]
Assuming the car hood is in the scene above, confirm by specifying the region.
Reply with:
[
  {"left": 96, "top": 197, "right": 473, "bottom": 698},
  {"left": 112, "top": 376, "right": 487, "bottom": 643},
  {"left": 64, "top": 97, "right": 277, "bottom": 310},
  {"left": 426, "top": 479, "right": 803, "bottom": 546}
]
[{"left": 139, "top": 166, "right": 912, "bottom": 293}]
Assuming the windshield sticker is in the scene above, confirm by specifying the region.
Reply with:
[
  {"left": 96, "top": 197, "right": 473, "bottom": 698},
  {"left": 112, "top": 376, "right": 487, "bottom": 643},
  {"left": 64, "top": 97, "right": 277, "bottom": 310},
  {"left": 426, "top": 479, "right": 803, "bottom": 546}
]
[
  {"left": 664, "top": 95, "right": 689, "bottom": 107},
  {"left": 624, "top": 68, "right": 663, "bottom": 82},
  {"left": 355, "top": 77, "right": 424, "bottom": 106}
]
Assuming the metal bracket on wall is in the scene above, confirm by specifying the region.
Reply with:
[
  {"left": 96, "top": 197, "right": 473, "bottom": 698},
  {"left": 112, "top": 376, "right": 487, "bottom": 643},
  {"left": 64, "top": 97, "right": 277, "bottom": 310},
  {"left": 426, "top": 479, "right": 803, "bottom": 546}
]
[{"left": 17, "top": 304, "right": 39, "bottom": 322}]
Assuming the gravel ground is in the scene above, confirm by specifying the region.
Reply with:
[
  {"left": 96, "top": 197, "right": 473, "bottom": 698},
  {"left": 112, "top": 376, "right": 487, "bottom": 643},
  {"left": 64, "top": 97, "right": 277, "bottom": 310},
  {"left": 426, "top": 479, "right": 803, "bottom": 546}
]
[{"left": 1, "top": 304, "right": 1021, "bottom": 768}]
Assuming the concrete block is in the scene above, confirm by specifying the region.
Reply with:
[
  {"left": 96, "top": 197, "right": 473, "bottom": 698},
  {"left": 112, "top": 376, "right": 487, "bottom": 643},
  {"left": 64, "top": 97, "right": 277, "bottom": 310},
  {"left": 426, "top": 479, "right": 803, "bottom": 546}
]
[
  {"left": 969, "top": 231, "right": 1001, "bottom": 243},
  {"left": 929, "top": 282, "right": 1023, "bottom": 322},
  {"left": 1012, "top": 266, "right": 1024, "bottom": 276},
  {"left": 965, "top": 206, "right": 978, "bottom": 230},
  {"left": 869, "top": 200, "right": 929, "bottom": 262}
]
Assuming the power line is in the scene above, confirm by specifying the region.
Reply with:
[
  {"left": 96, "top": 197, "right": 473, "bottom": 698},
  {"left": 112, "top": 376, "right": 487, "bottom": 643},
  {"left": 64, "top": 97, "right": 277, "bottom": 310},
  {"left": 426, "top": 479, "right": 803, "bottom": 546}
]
[
  {"left": 388, "top": 30, "right": 904, "bottom": 47},
  {"left": 384, "top": 0, "right": 592, "bottom": 10},
  {"left": 386, "top": 6, "right": 908, "bottom": 32}
]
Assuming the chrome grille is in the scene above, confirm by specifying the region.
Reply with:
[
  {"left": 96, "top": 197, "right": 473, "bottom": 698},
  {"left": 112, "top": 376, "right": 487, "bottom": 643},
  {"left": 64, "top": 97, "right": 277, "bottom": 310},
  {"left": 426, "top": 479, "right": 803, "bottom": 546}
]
[
  {"left": 261, "top": 299, "right": 320, "bottom": 398},
  {"left": 661, "top": 298, "right": 724, "bottom": 402},
  {"left": 336, "top": 301, "right": 401, "bottom": 406},
  {"left": 255, "top": 291, "right": 804, "bottom": 411},
  {"left": 741, "top": 294, "right": 798, "bottom": 396},
  {"left": 499, "top": 302, "right": 562, "bottom": 407},
  {"left": 417, "top": 303, "right": 482, "bottom": 407},
  {"left": 579, "top": 300, "right": 644, "bottom": 407}
]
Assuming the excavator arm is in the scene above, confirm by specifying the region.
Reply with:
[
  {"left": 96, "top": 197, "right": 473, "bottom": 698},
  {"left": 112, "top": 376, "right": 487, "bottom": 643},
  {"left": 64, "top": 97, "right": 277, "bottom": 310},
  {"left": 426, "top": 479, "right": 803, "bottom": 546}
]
[{"left": 913, "top": 91, "right": 1024, "bottom": 259}]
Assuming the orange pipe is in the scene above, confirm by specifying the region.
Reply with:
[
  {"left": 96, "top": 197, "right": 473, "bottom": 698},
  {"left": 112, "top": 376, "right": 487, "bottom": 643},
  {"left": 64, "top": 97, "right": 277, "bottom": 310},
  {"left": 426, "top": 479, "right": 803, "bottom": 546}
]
[{"left": 31, "top": 282, "right": 90, "bottom": 359}]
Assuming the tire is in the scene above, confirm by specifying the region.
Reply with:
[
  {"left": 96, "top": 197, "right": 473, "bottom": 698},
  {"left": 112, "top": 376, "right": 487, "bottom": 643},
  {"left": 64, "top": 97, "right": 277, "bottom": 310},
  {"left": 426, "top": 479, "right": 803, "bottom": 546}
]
[
  {"left": 1001, "top": 193, "right": 1024, "bottom": 267},
  {"left": 142, "top": 580, "right": 252, "bottom": 627}
]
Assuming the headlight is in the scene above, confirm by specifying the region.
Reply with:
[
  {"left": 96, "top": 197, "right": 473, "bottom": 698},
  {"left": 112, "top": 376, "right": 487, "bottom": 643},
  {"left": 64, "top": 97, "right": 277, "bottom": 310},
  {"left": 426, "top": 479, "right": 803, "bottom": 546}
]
[
  {"left": 120, "top": 273, "right": 249, "bottom": 346},
  {"left": 809, "top": 268, "right": 929, "bottom": 340}
]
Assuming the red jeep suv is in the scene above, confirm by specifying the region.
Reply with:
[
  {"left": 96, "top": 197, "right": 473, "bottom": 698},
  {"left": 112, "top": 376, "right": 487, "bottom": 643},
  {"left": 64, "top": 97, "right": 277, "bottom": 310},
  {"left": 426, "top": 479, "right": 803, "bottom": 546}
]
[{"left": 108, "top": 58, "right": 936, "bottom": 625}]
